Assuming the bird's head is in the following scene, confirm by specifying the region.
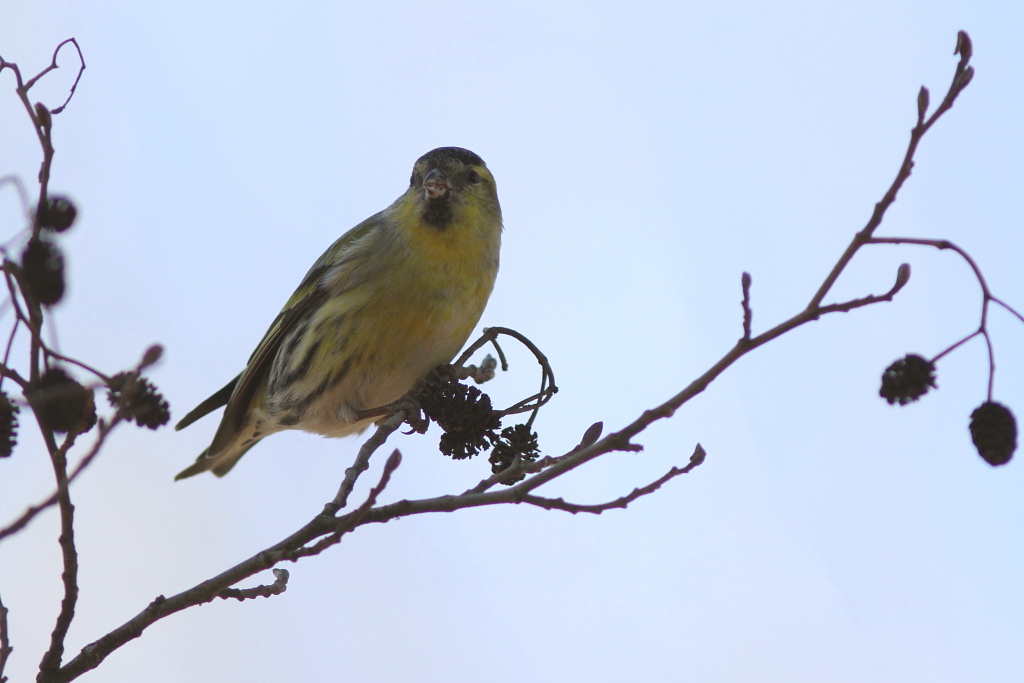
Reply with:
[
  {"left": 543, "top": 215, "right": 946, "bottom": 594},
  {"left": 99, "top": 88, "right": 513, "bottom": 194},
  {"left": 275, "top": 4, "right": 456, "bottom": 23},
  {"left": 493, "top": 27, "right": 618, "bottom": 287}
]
[{"left": 406, "top": 147, "right": 501, "bottom": 229}]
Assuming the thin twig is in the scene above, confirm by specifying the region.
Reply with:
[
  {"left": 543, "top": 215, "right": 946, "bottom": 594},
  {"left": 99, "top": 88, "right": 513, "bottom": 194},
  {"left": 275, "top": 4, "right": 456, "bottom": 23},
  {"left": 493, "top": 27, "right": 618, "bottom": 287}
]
[
  {"left": 0, "top": 175, "right": 30, "bottom": 227},
  {"left": 455, "top": 326, "right": 556, "bottom": 428},
  {"left": 325, "top": 411, "right": 405, "bottom": 514},
  {"left": 0, "top": 415, "right": 123, "bottom": 543},
  {"left": 0, "top": 314, "right": 21, "bottom": 391},
  {"left": 868, "top": 235, "right": 1023, "bottom": 400},
  {"left": 990, "top": 295, "right": 1024, "bottom": 326},
  {"left": 1, "top": 266, "right": 32, "bottom": 343},
  {"left": 37, "top": 429, "right": 79, "bottom": 679},
  {"left": 453, "top": 354, "right": 497, "bottom": 384},
  {"left": 521, "top": 444, "right": 706, "bottom": 514},
  {"left": 38, "top": 346, "right": 108, "bottom": 382},
  {"left": 931, "top": 330, "right": 982, "bottom": 364},
  {"left": 815, "top": 264, "right": 911, "bottom": 315},
  {"left": 217, "top": 569, "right": 289, "bottom": 602},
  {"left": 741, "top": 272, "right": 753, "bottom": 341},
  {"left": 0, "top": 592, "right": 11, "bottom": 683},
  {"left": 291, "top": 449, "right": 403, "bottom": 560},
  {"left": 807, "top": 32, "right": 973, "bottom": 311}
]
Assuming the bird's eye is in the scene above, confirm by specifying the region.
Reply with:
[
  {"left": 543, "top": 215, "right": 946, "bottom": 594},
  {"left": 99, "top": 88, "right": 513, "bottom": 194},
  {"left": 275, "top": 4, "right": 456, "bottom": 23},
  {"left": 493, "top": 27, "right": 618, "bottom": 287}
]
[{"left": 466, "top": 169, "right": 481, "bottom": 184}]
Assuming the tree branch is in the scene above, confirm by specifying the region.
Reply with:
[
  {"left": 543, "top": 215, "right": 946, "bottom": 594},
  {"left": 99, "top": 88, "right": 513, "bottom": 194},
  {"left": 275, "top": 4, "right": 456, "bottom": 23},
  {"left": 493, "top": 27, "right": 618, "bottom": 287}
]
[
  {"left": 521, "top": 444, "right": 707, "bottom": 514},
  {"left": 0, "top": 415, "right": 123, "bottom": 543},
  {"left": 868, "top": 236, "right": 1024, "bottom": 400},
  {"left": 0, "top": 593, "right": 11, "bottom": 683},
  {"left": 326, "top": 411, "right": 405, "bottom": 514},
  {"left": 217, "top": 569, "right": 290, "bottom": 602},
  {"left": 807, "top": 31, "right": 973, "bottom": 311}
]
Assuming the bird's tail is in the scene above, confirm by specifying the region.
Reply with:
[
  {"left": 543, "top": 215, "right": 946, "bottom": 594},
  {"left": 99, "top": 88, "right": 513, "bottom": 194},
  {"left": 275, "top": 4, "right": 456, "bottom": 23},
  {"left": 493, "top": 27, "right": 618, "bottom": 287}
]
[{"left": 174, "top": 440, "right": 262, "bottom": 480}]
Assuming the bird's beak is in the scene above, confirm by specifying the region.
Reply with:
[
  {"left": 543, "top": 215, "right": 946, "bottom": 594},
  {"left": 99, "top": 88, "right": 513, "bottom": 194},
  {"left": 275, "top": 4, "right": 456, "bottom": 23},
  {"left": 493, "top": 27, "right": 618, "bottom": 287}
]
[{"left": 422, "top": 168, "right": 450, "bottom": 202}]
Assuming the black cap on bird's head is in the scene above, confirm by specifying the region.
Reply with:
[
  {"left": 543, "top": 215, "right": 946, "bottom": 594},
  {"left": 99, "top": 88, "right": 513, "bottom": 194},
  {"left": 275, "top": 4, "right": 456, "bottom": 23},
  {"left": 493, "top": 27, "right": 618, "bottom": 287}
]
[
  {"left": 410, "top": 147, "right": 492, "bottom": 228},
  {"left": 417, "top": 146, "right": 485, "bottom": 170}
]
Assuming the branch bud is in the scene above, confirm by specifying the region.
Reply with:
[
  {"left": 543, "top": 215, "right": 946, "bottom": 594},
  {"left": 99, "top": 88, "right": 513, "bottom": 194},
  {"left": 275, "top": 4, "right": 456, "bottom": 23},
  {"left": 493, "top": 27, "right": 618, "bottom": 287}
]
[
  {"left": 955, "top": 30, "right": 973, "bottom": 63},
  {"left": 895, "top": 263, "right": 911, "bottom": 290},
  {"left": 34, "top": 102, "right": 51, "bottom": 129},
  {"left": 579, "top": 421, "right": 603, "bottom": 450},
  {"left": 956, "top": 65, "right": 975, "bottom": 91},
  {"left": 140, "top": 344, "right": 164, "bottom": 368}
]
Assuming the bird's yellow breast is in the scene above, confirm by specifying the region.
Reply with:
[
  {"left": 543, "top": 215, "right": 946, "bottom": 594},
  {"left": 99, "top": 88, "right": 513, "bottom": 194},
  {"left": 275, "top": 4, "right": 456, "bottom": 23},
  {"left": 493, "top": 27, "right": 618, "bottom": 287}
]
[
  {"left": 280, "top": 203, "right": 500, "bottom": 432},
  {"left": 385, "top": 200, "right": 501, "bottom": 367}
]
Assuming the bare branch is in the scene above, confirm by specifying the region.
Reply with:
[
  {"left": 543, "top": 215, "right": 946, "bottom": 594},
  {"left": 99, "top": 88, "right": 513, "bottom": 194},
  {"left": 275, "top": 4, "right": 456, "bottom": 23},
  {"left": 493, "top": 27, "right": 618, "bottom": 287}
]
[
  {"left": 815, "top": 263, "right": 912, "bottom": 315},
  {"left": 466, "top": 419, "right": 607, "bottom": 496},
  {"left": 0, "top": 415, "right": 123, "bottom": 543},
  {"left": 326, "top": 411, "right": 405, "bottom": 514},
  {"left": 0, "top": 593, "right": 11, "bottom": 683},
  {"left": 868, "top": 236, "right": 1023, "bottom": 400},
  {"left": 20, "top": 39, "right": 86, "bottom": 106},
  {"left": 217, "top": 569, "right": 290, "bottom": 602},
  {"left": 453, "top": 354, "right": 497, "bottom": 384},
  {"left": 290, "top": 449, "right": 403, "bottom": 560},
  {"left": 0, "top": 176, "right": 31, "bottom": 226},
  {"left": 454, "top": 326, "right": 557, "bottom": 427},
  {"left": 931, "top": 330, "right": 983, "bottom": 365},
  {"left": 37, "top": 430, "right": 81, "bottom": 678},
  {"left": 521, "top": 444, "right": 707, "bottom": 514},
  {"left": 740, "top": 272, "right": 753, "bottom": 341},
  {"left": 807, "top": 32, "right": 974, "bottom": 311}
]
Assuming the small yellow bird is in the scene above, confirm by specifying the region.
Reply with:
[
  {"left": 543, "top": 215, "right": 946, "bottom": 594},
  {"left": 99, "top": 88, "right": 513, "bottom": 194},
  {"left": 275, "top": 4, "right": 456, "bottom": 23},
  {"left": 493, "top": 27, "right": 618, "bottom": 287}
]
[{"left": 175, "top": 147, "right": 502, "bottom": 479}]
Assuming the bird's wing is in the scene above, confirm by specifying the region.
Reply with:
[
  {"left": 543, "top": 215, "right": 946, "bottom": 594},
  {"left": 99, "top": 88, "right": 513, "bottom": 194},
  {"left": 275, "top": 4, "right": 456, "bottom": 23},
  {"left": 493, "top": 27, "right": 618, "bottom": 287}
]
[
  {"left": 174, "top": 376, "right": 238, "bottom": 431},
  {"left": 205, "top": 215, "right": 386, "bottom": 457},
  {"left": 172, "top": 271, "right": 329, "bottom": 437},
  {"left": 205, "top": 286, "right": 328, "bottom": 456}
]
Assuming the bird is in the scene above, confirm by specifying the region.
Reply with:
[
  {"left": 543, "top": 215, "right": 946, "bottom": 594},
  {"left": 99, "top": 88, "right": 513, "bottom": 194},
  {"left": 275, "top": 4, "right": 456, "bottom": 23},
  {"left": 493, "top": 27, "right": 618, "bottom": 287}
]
[{"left": 174, "top": 147, "right": 502, "bottom": 479}]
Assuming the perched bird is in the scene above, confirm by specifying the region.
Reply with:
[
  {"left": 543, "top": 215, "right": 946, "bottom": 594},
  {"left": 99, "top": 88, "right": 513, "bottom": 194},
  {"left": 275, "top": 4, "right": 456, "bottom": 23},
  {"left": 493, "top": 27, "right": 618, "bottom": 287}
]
[{"left": 175, "top": 147, "right": 502, "bottom": 479}]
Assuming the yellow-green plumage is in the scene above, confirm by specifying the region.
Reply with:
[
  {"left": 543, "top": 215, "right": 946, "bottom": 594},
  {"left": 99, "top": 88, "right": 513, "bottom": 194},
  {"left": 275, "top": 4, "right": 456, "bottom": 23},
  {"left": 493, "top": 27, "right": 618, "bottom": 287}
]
[{"left": 175, "top": 147, "right": 501, "bottom": 478}]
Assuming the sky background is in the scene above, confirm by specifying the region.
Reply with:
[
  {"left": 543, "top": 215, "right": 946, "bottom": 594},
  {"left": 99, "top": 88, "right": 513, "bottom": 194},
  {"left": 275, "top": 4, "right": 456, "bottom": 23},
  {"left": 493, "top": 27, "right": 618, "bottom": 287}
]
[{"left": 2, "top": 1, "right": 1023, "bottom": 681}]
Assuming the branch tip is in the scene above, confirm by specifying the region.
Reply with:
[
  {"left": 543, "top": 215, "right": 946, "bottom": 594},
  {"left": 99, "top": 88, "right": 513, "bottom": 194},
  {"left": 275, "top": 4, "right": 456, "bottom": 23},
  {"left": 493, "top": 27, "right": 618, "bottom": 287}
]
[
  {"left": 917, "top": 86, "right": 929, "bottom": 122},
  {"left": 139, "top": 345, "right": 163, "bottom": 369},
  {"left": 894, "top": 263, "right": 911, "bottom": 292},
  {"left": 741, "top": 271, "right": 753, "bottom": 340},
  {"left": 578, "top": 421, "right": 603, "bottom": 450},
  {"left": 955, "top": 30, "right": 972, "bottom": 62},
  {"left": 217, "top": 568, "right": 290, "bottom": 602}
]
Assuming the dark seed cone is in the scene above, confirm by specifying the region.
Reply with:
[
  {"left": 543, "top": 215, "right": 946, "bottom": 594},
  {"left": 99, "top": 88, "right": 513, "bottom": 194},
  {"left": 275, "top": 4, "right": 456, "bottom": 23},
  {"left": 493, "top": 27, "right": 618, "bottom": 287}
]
[
  {"left": 418, "top": 377, "right": 501, "bottom": 460},
  {"left": 879, "top": 354, "right": 936, "bottom": 405},
  {"left": 107, "top": 372, "right": 171, "bottom": 430},
  {"left": 969, "top": 401, "right": 1017, "bottom": 466},
  {"left": 20, "top": 237, "right": 65, "bottom": 306},
  {"left": 37, "top": 196, "right": 78, "bottom": 233},
  {"left": 25, "top": 368, "right": 96, "bottom": 434},
  {"left": 0, "top": 390, "right": 20, "bottom": 457},
  {"left": 489, "top": 424, "right": 540, "bottom": 485}
]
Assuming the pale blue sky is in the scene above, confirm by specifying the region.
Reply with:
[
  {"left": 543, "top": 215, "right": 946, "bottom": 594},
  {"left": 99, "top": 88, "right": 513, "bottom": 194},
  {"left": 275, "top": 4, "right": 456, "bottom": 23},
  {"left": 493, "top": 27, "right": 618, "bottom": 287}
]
[{"left": 2, "top": 1, "right": 1023, "bottom": 681}]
